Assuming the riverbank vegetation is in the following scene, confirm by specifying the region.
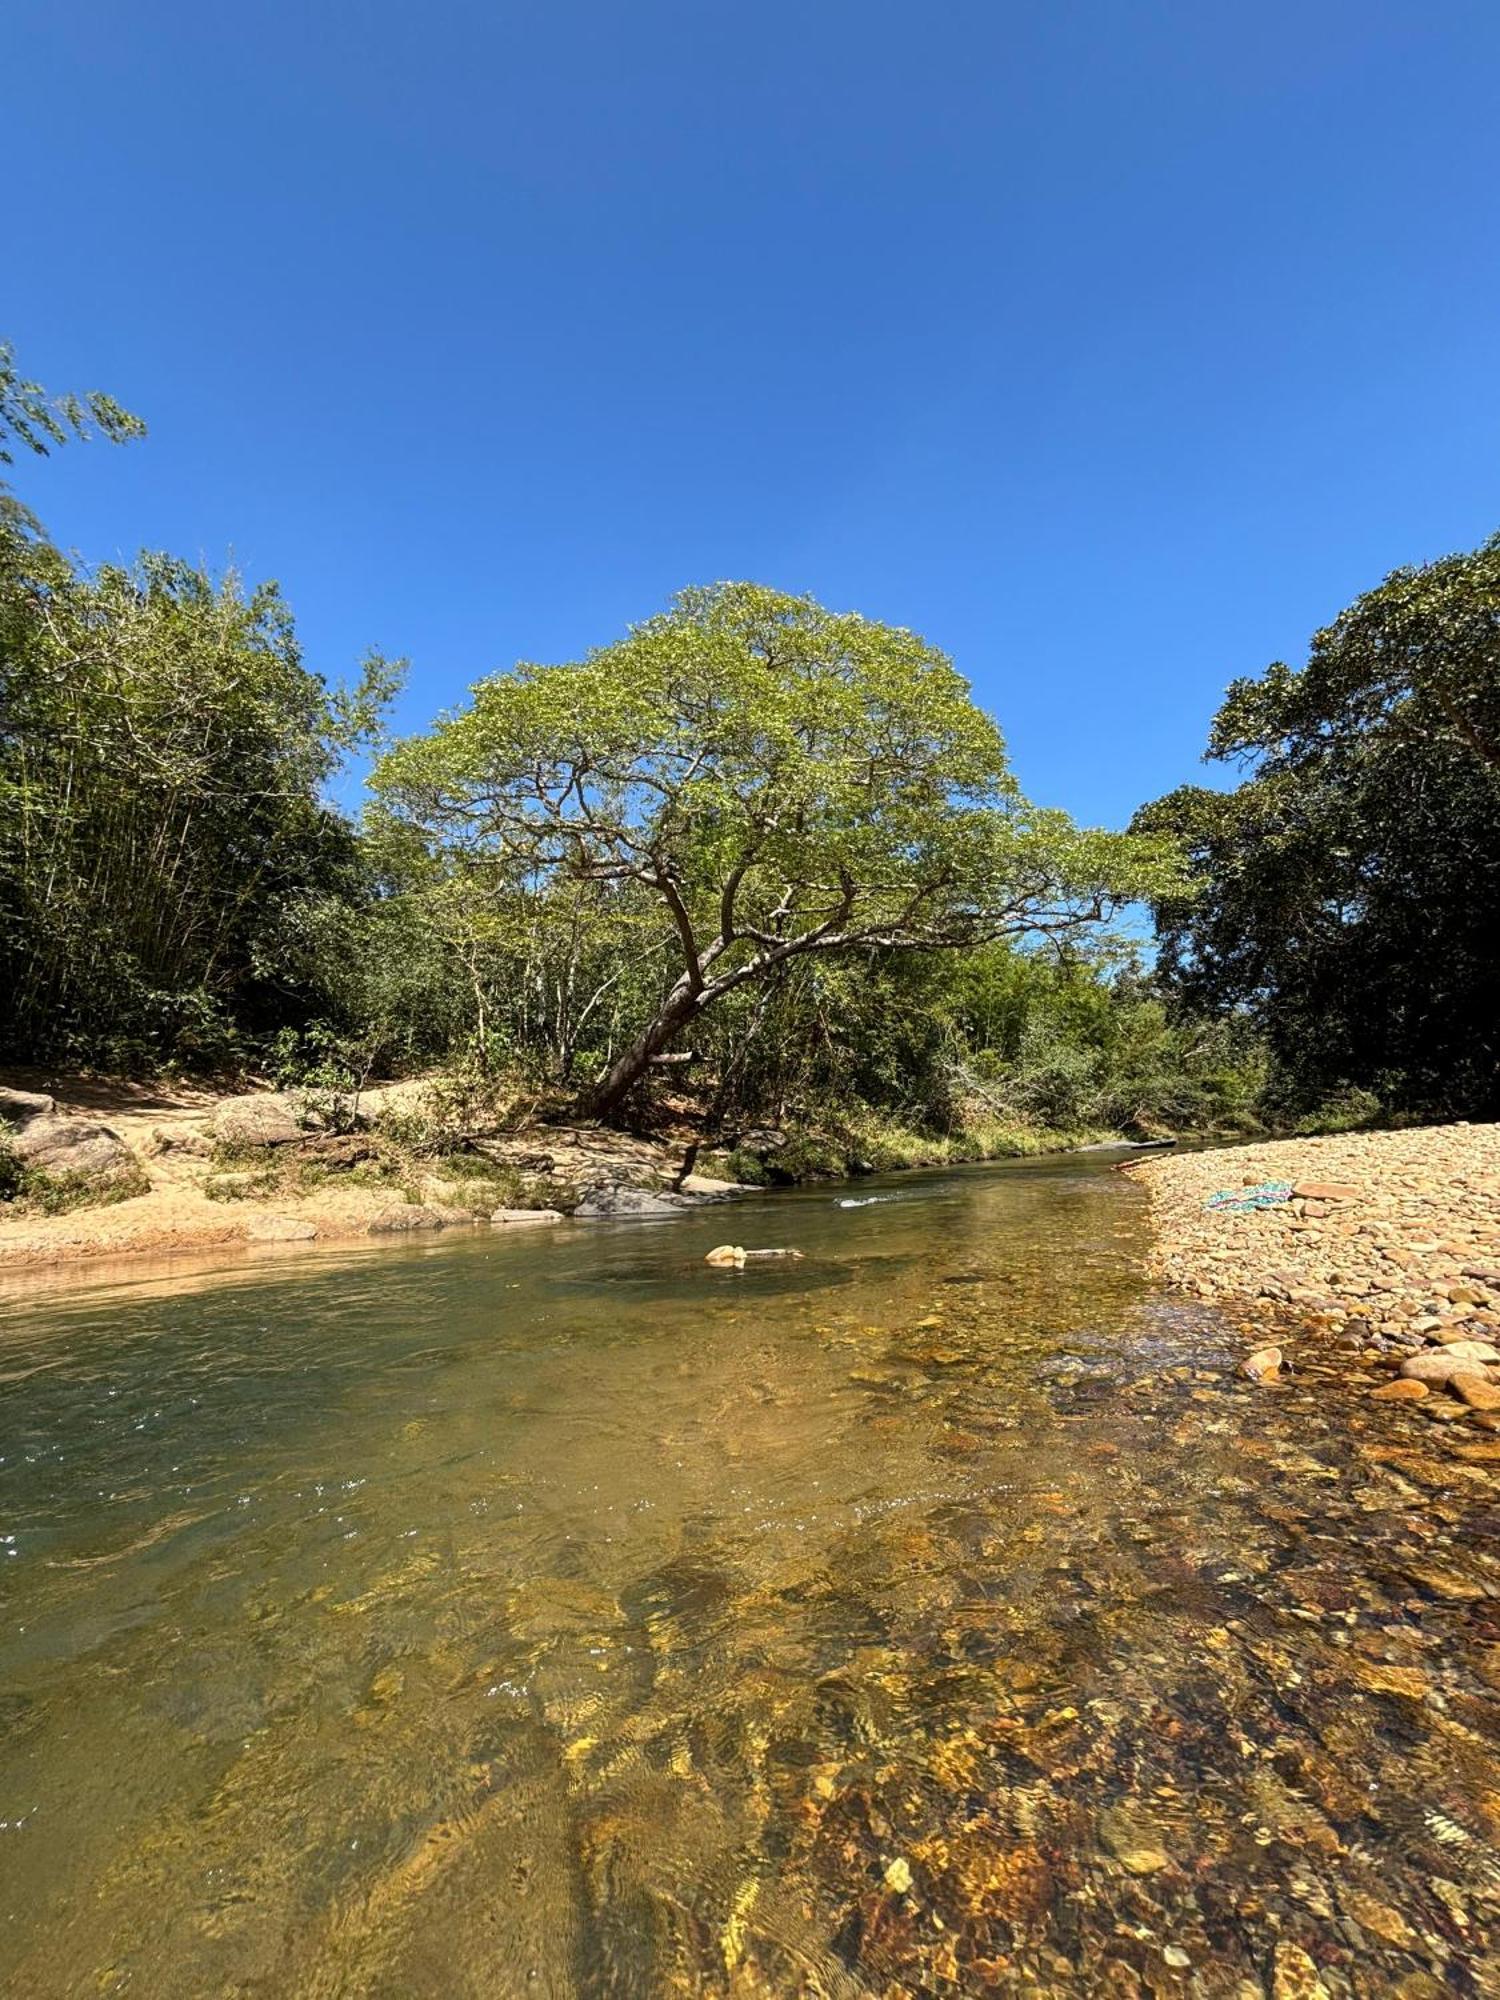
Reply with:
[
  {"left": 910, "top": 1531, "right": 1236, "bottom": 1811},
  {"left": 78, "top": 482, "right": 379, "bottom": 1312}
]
[{"left": 3, "top": 343, "right": 1497, "bottom": 1190}]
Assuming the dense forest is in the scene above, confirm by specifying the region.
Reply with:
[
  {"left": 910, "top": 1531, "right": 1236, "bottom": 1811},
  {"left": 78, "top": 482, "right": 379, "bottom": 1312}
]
[{"left": 3, "top": 343, "right": 1497, "bottom": 1160}]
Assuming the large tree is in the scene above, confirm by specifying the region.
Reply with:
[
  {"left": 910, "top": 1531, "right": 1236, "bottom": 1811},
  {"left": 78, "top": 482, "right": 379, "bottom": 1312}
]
[
  {"left": 374, "top": 582, "right": 1170, "bottom": 1119},
  {"left": 1136, "top": 530, "right": 1500, "bottom": 1119}
]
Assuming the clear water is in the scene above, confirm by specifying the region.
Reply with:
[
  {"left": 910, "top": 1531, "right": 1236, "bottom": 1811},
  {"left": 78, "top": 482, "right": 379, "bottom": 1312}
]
[{"left": 2, "top": 1156, "right": 1499, "bottom": 1996}]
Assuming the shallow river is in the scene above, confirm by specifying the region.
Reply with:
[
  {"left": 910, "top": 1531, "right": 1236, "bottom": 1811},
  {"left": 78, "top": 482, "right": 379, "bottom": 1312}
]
[{"left": 2, "top": 1155, "right": 1499, "bottom": 1997}]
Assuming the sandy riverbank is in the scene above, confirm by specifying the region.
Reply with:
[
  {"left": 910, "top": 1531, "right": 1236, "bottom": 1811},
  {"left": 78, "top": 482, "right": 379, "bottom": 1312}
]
[{"left": 1125, "top": 1123, "right": 1500, "bottom": 1419}]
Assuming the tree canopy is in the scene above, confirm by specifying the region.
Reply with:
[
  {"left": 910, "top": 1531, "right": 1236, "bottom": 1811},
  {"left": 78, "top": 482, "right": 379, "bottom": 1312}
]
[
  {"left": 1137, "top": 530, "right": 1500, "bottom": 1121},
  {"left": 375, "top": 582, "right": 1173, "bottom": 1114}
]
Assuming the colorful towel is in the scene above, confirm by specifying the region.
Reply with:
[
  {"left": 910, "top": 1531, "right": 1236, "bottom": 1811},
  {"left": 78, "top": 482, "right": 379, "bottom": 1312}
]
[{"left": 1205, "top": 1181, "right": 1294, "bottom": 1212}]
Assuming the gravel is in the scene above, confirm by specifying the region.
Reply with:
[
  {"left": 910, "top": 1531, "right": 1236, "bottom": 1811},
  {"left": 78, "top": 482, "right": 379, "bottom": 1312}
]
[{"left": 1125, "top": 1123, "right": 1500, "bottom": 1413}]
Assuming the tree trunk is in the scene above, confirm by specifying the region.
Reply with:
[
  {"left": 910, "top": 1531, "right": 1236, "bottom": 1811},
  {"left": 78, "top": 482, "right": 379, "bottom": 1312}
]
[{"left": 583, "top": 981, "right": 697, "bottom": 1121}]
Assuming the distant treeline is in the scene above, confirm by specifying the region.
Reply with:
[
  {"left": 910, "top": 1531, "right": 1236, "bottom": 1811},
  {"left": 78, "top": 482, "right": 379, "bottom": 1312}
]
[{"left": 2, "top": 342, "right": 1495, "bottom": 1138}]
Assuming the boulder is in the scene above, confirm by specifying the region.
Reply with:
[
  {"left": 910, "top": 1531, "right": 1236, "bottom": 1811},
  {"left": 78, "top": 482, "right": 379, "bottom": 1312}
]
[
  {"left": 366, "top": 1204, "right": 451, "bottom": 1235},
  {"left": 491, "top": 1207, "right": 566, "bottom": 1226},
  {"left": 0, "top": 1086, "right": 55, "bottom": 1126},
  {"left": 574, "top": 1184, "right": 694, "bottom": 1219},
  {"left": 246, "top": 1215, "right": 318, "bottom": 1242},
  {"left": 210, "top": 1094, "right": 303, "bottom": 1147},
  {"left": 9, "top": 1114, "right": 135, "bottom": 1180}
]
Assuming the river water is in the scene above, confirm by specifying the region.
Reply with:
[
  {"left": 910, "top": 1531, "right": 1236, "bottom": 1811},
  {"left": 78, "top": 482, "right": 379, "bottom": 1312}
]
[{"left": 2, "top": 1154, "right": 1499, "bottom": 1997}]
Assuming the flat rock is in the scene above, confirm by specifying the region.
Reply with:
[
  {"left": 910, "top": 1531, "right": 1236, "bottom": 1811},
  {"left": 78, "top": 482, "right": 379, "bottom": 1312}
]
[
  {"left": 574, "top": 1184, "right": 695, "bottom": 1219},
  {"left": 491, "top": 1207, "right": 565, "bottom": 1225},
  {"left": 1452, "top": 1374, "right": 1500, "bottom": 1410},
  {"left": 1371, "top": 1378, "right": 1428, "bottom": 1401},
  {"left": 246, "top": 1215, "right": 317, "bottom": 1242},
  {"left": 1437, "top": 1339, "right": 1500, "bottom": 1362},
  {"left": 678, "top": 1173, "right": 750, "bottom": 1197},
  {"left": 1292, "top": 1180, "right": 1362, "bottom": 1201}
]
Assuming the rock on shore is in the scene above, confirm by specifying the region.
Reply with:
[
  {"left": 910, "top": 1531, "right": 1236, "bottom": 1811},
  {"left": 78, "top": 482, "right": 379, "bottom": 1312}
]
[{"left": 1126, "top": 1123, "right": 1500, "bottom": 1414}]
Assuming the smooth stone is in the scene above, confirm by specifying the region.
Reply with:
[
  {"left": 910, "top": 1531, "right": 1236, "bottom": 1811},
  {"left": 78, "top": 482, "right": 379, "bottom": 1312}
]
[
  {"left": 1400, "top": 1352, "right": 1491, "bottom": 1385},
  {"left": 705, "top": 1244, "right": 747, "bottom": 1266},
  {"left": 491, "top": 1208, "right": 565, "bottom": 1225},
  {"left": 1371, "top": 1378, "right": 1428, "bottom": 1401},
  {"left": 1238, "top": 1345, "right": 1283, "bottom": 1383},
  {"left": 1452, "top": 1374, "right": 1500, "bottom": 1410}
]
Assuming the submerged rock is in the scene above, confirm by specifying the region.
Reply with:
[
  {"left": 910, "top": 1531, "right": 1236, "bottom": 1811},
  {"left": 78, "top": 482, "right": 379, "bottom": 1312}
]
[{"left": 1097, "top": 1805, "right": 1170, "bottom": 1875}]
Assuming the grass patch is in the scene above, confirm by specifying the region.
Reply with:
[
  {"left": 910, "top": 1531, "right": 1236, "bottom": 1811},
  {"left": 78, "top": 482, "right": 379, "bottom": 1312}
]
[
  {"left": 0, "top": 1157, "right": 151, "bottom": 1217},
  {"left": 707, "top": 1114, "right": 1120, "bottom": 1185}
]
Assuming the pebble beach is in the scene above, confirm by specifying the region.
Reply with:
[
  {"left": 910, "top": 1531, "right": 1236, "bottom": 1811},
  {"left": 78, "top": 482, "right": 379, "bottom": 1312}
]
[{"left": 1126, "top": 1123, "right": 1500, "bottom": 1423}]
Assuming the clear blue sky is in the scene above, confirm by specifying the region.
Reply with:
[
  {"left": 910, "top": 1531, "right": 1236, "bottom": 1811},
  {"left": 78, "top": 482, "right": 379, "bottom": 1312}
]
[{"left": 8, "top": 1, "right": 1498, "bottom": 826}]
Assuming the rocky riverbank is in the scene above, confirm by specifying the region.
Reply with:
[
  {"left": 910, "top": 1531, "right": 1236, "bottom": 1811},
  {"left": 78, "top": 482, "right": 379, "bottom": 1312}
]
[
  {"left": 0, "top": 1077, "right": 749, "bottom": 1277},
  {"left": 1126, "top": 1123, "right": 1500, "bottom": 1425}
]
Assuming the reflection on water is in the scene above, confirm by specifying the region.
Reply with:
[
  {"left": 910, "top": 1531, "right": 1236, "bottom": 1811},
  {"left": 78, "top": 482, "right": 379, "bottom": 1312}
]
[{"left": 2, "top": 1157, "right": 1499, "bottom": 1996}]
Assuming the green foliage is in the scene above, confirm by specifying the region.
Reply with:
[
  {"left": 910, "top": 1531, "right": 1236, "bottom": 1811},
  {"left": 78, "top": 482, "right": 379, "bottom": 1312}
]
[
  {"left": 0, "top": 524, "right": 400, "bottom": 1067},
  {"left": 0, "top": 340, "right": 146, "bottom": 467},
  {"left": 0, "top": 344, "right": 1255, "bottom": 1148},
  {"left": 1137, "top": 528, "right": 1500, "bottom": 1122},
  {"left": 375, "top": 582, "right": 1176, "bottom": 1115},
  {"left": 0, "top": 1140, "right": 150, "bottom": 1216}
]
